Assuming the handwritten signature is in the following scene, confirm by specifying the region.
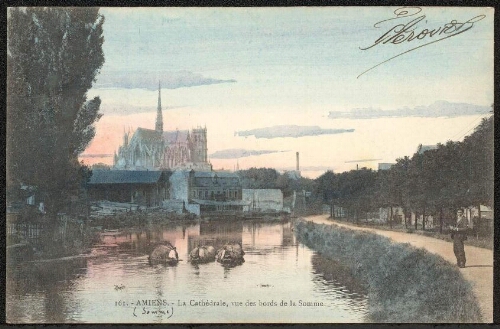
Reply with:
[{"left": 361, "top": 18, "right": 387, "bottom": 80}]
[{"left": 358, "top": 7, "right": 486, "bottom": 78}]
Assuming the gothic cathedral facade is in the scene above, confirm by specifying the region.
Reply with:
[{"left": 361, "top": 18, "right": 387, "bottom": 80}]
[{"left": 114, "top": 83, "right": 211, "bottom": 171}]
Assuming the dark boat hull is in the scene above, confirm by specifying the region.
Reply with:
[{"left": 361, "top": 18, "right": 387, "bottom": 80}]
[
  {"left": 216, "top": 243, "right": 245, "bottom": 266},
  {"left": 149, "top": 244, "right": 179, "bottom": 265},
  {"left": 189, "top": 246, "right": 216, "bottom": 264}
]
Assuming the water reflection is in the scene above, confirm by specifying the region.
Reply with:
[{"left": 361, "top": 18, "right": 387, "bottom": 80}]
[
  {"left": 7, "top": 258, "right": 88, "bottom": 323},
  {"left": 242, "top": 221, "right": 295, "bottom": 255},
  {"left": 7, "top": 219, "right": 368, "bottom": 323},
  {"left": 311, "top": 254, "right": 368, "bottom": 316},
  {"left": 189, "top": 221, "right": 243, "bottom": 255}
]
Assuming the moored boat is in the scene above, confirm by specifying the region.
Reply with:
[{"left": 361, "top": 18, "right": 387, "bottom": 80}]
[
  {"left": 216, "top": 242, "right": 245, "bottom": 265},
  {"left": 189, "top": 245, "right": 216, "bottom": 264},
  {"left": 148, "top": 243, "right": 179, "bottom": 265}
]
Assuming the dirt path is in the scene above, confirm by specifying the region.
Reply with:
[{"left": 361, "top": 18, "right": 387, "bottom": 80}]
[{"left": 304, "top": 214, "right": 493, "bottom": 323}]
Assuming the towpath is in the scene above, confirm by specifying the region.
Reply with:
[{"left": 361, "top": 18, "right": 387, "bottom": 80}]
[{"left": 304, "top": 214, "right": 493, "bottom": 323}]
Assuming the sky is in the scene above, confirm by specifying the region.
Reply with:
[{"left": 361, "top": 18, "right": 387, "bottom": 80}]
[{"left": 81, "top": 7, "right": 494, "bottom": 178}]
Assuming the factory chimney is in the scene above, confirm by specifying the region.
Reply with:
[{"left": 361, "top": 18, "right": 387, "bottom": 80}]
[{"left": 296, "top": 152, "right": 299, "bottom": 171}]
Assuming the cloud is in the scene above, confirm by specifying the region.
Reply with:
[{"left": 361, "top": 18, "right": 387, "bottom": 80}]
[
  {"left": 328, "top": 101, "right": 491, "bottom": 120},
  {"left": 210, "top": 149, "right": 288, "bottom": 159},
  {"left": 94, "top": 70, "right": 236, "bottom": 90},
  {"left": 344, "top": 158, "right": 382, "bottom": 163},
  {"left": 235, "top": 125, "right": 355, "bottom": 139}
]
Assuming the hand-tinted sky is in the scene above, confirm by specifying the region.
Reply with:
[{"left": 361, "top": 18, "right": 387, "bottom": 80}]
[{"left": 83, "top": 7, "right": 494, "bottom": 177}]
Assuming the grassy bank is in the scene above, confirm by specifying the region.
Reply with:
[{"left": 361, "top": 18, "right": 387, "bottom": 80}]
[{"left": 294, "top": 220, "right": 482, "bottom": 323}]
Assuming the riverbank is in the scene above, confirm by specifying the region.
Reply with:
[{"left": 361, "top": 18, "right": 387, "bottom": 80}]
[
  {"left": 305, "top": 214, "right": 493, "bottom": 322},
  {"left": 296, "top": 216, "right": 484, "bottom": 323}
]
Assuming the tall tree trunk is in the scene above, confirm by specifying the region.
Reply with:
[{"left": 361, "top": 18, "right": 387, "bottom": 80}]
[
  {"left": 389, "top": 206, "right": 393, "bottom": 229},
  {"left": 476, "top": 202, "right": 481, "bottom": 238},
  {"left": 422, "top": 207, "right": 426, "bottom": 231},
  {"left": 414, "top": 211, "right": 418, "bottom": 230},
  {"left": 439, "top": 207, "right": 443, "bottom": 234}
]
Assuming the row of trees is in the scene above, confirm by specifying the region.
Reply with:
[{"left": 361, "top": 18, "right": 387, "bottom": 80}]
[
  {"left": 237, "top": 167, "right": 317, "bottom": 198},
  {"left": 237, "top": 114, "right": 493, "bottom": 231},
  {"left": 7, "top": 7, "right": 105, "bottom": 221},
  {"left": 315, "top": 115, "right": 494, "bottom": 231}
]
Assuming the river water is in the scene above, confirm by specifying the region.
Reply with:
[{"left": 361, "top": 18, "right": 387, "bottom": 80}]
[{"left": 7, "top": 219, "right": 368, "bottom": 323}]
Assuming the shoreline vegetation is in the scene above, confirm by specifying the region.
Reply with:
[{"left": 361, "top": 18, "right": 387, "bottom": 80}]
[{"left": 294, "top": 219, "right": 482, "bottom": 323}]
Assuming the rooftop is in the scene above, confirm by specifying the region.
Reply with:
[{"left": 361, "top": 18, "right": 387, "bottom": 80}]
[
  {"left": 378, "top": 163, "right": 396, "bottom": 170},
  {"left": 194, "top": 171, "right": 239, "bottom": 178},
  {"left": 416, "top": 144, "right": 438, "bottom": 155},
  {"left": 131, "top": 128, "right": 190, "bottom": 144}
]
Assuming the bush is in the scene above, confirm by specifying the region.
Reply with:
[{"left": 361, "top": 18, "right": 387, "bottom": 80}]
[{"left": 294, "top": 220, "right": 482, "bottom": 323}]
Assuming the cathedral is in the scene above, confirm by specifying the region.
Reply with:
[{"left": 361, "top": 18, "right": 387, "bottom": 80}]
[{"left": 114, "top": 83, "right": 212, "bottom": 171}]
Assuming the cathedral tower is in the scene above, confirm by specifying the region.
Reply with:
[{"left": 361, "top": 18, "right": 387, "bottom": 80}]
[
  {"left": 155, "top": 81, "right": 163, "bottom": 133},
  {"left": 190, "top": 127, "right": 208, "bottom": 163}
]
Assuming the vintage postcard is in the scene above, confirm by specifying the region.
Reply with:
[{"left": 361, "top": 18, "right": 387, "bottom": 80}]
[{"left": 6, "top": 7, "right": 494, "bottom": 323}]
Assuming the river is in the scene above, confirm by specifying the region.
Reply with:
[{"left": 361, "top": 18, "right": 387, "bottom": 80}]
[{"left": 6, "top": 219, "right": 368, "bottom": 323}]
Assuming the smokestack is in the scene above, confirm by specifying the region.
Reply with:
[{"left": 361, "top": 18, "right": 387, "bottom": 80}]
[{"left": 296, "top": 152, "right": 299, "bottom": 171}]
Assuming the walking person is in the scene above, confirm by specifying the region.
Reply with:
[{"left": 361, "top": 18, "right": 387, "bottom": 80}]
[{"left": 451, "top": 209, "right": 468, "bottom": 268}]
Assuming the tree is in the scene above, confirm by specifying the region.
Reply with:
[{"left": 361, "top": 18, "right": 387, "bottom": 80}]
[
  {"left": 275, "top": 173, "right": 292, "bottom": 197},
  {"left": 238, "top": 167, "right": 280, "bottom": 189},
  {"left": 461, "top": 116, "right": 494, "bottom": 208},
  {"left": 315, "top": 170, "right": 337, "bottom": 203},
  {"left": 375, "top": 169, "right": 396, "bottom": 227},
  {"left": 7, "top": 7, "right": 105, "bottom": 219},
  {"left": 334, "top": 168, "right": 378, "bottom": 222},
  {"left": 388, "top": 156, "right": 411, "bottom": 227},
  {"left": 91, "top": 163, "right": 111, "bottom": 170}
]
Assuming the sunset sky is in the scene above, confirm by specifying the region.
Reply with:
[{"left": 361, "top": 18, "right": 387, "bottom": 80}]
[{"left": 81, "top": 7, "right": 494, "bottom": 178}]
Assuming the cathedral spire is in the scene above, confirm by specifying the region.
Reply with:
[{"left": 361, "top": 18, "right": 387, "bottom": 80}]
[{"left": 155, "top": 81, "right": 163, "bottom": 133}]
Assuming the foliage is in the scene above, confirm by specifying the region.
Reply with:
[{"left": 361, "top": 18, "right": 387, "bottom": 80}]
[
  {"left": 7, "top": 7, "right": 105, "bottom": 219},
  {"left": 237, "top": 168, "right": 280, "bottom": 189},
  {"left": 295, "top": 220, "right": 482, "bottom": 322},
  {"left": 238, "top": 167, "right": 318, "bottom": 198},
  {"left": 315, "top": 170, "right": 337, "bottom": 202},
  {"left": 461, "top": 117, "right": 494, "bottom": 208},
  {"left": 316, "top": 167, "right": 377, "bottom": 219},
  {"left": 313, "top": 114, "right": 493, "bottom": 228},
  {"left": 91, "top": 162, "right": 112, "bottom": 170}
]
